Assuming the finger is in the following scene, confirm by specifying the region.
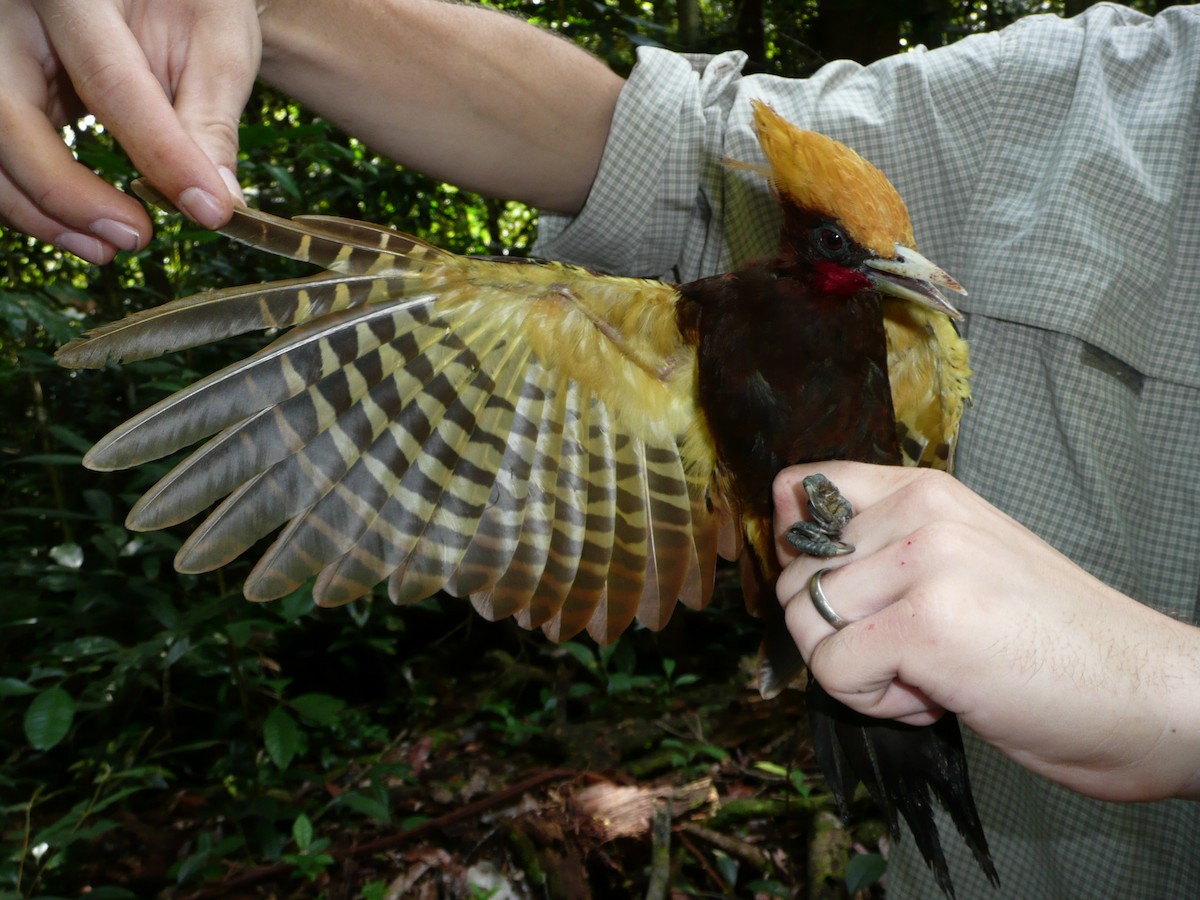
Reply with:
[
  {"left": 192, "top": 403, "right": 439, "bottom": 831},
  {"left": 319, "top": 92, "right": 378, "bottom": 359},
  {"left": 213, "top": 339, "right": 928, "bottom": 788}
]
[
  {"left": 780, "top": 509, "right": 950, "bottom": 621},
  {"left": 42, "top": 3, "right": 235, "bottom": 228},
  {"left": 779, "top": 562, "right": 845, "bottom": 659},
  {"left": 0, "top": 101, "right": 147, "bottom": 262},
  {"left": 787, "top": 579, "right": 945, "bottom": 725},
  {"left": 0, "top": 164, "right": 118, "bottom": 264},
  {"left": 773, "top": 462, "right": 969, "bottom": 570},
  {"left": 810, "top": 614, "right": 946, "bottom": 725},
  {"left": 777, "top": 536, "right": 924, "bottom": 659},
  {"left": 0, "top": 6, "right": 146, "bottom": 260},
  {"left": 772, "top": 461, "right": 913, "bottom": 562},
  {"left": 774, "top": 497, "right": 916, "bottom": 613},
  {"left": 777, "top": 563, "right": 882, "bottom": 659}
]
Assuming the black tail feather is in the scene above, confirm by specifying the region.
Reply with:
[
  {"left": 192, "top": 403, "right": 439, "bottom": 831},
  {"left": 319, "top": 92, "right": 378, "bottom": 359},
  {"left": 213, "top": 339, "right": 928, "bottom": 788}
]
[{"left": 807, "top": 679, "right": 1000, "bottom": 897}]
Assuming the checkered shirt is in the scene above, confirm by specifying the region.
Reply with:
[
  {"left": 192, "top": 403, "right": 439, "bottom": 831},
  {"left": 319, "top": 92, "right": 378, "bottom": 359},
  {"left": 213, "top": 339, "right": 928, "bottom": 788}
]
[{"left": 537, "top": 4, "right": 1200, "bottom": 897}]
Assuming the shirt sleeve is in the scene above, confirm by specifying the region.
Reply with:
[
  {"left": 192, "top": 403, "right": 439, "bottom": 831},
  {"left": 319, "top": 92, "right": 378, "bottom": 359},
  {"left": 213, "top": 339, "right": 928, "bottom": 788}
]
[{"left": 533, "top": 48, "right": 746, "bottom": 280}]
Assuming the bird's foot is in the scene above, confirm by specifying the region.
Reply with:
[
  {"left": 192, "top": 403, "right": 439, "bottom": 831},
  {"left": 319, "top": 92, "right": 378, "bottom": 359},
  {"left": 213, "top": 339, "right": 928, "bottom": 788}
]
[
  {"left": 786, "top": 521, "right": 854, "bottom": 557},
  {"left": 785, "top": 473, "right": 855, "bottom": 558}
]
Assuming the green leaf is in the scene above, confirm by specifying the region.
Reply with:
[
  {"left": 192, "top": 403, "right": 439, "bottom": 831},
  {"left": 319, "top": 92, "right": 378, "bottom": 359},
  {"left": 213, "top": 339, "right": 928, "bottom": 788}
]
[
  {"left": 53, "top": 635, "right": 122, "bottom": 658},
  {"left": 337, "top": 790, "right": 391, "bottom": 823},
  {"left": 754, "top": 761, "right": 789, "bottom": 778},
  {"left": 292, "top": 812, "right": 314, "bottom": 851},
  {"left": 277, "top": 584, "right": 314, "bottom": 622},
  {"left": 263, "top": 707, "right": 302, "bottom": 770},
  {"left": 226, "top": 619, "right": 255, "bottom": 647},
  {"left": 0, "top": 677, "right": 36, "bottom": 696},
  {"left": 558, "top": 641, "right": 596, "bottom": 669},
  {"left": 291, "top": 692, "right": 345, "bottom": 727},
  {"left": 713, "top": 849, "right": 738, "bottom": 887},
  {"left": 845, "top": 852, "right": 887, "bottom": 894},
  {"left": 606, "top": 637, "right": 636, "bottom": 675},
  {"left": 161, "top": 636, "right": 192, "bottom": 668},
  {"left": 49, "top": 542, "right": 83, "bottom": 569},
  {"left": 25, "top": 686, "right": 75, "bottom": 749},
  {"left": 47, "top": 423, "right": 95, "bottom": 454},
  {"left": 606, "top": 672, "right": 634, "bottom": 694},
  {"left": 82, "top": 488, "right": 114, "bottom": 522},
  {"left": 789, "top": 770, "right": 810, "bottom": 797},
  {"left": 264, "top": 164, "right": 302, "bottom": 201},
  {"left": 19, "top": 453, "right": 84, "bottom": 465}
]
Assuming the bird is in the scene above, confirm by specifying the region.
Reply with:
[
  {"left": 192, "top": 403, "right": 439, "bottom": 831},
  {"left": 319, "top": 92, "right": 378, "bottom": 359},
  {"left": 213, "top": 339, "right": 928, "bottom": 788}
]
[{"left": 56, "top": 101, "right": 990, "bottom": 894}]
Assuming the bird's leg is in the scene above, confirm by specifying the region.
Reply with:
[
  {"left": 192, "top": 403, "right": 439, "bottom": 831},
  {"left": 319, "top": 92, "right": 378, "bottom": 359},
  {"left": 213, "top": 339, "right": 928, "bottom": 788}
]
[{"left": 786, "top": 473, "right": 855, "bottom": 558}]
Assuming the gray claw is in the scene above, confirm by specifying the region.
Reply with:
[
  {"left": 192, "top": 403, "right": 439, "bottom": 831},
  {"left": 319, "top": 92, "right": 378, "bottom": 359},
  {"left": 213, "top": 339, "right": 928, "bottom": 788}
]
[
  {"left": 786, "top": 521, "right": 855, "bottom": 558},
  {"left": 803, "top": 473, "right": 854, "bottom": 534},
  {"left": 788, "top": 474, "right": 856, "bottom": 558}
]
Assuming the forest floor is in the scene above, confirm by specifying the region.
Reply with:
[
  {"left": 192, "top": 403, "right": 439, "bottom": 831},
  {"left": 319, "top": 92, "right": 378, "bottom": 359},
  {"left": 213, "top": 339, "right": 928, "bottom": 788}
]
[{"left": 17, "top": 567, "right": 888, "bottom": 899}]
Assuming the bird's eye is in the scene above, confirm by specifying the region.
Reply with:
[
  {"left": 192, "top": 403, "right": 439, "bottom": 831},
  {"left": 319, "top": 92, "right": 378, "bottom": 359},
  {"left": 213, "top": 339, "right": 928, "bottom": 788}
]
[{"left": 815, "top": 226, "right": 846, "bottom": 258}]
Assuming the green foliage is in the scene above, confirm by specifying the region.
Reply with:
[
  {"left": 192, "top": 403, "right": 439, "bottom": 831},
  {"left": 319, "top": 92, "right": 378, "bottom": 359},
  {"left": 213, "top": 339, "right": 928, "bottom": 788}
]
[
  {"left": 22, "top": 686, "right": 75, "bottom": 750},
  {"left": 281, "top": 813, "right": 335, "bottom": 881},
  {"left": 846, "top": 851, "right": 889, "bottom": 894}
]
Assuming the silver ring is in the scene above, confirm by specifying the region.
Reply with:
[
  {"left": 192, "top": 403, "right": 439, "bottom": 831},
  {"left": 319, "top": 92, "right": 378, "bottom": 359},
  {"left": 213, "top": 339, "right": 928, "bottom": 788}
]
[{"left": 809, "top": 567, "right": 849, "bottom": 629}]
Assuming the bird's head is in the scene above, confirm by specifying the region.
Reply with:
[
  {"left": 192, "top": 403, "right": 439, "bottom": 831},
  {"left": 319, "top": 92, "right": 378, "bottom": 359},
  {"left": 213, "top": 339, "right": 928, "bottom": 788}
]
[{"left": 744, "top": 100, "right": 964, "bottom": 319}]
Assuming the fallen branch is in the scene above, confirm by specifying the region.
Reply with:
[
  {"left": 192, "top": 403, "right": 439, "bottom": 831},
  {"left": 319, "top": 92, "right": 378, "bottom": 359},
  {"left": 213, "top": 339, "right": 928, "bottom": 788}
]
[
  {"left": 678, "top": 820, "right": 771, "bottom": 871},
  {"left": 644, "top": 800, "right": 673, "bottom": 900}
]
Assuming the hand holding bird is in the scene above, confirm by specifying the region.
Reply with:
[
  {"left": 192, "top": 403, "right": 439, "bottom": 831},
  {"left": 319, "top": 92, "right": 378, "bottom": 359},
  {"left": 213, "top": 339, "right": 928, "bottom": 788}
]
[{"left": 775, "top": 460, "right": 1200, "bottom": 804}]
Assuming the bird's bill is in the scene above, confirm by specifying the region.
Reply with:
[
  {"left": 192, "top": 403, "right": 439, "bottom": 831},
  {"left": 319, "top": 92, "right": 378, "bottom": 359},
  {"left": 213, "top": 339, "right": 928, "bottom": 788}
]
[{"left": 865, "top": 244, "right": 966, "bottom": 320}]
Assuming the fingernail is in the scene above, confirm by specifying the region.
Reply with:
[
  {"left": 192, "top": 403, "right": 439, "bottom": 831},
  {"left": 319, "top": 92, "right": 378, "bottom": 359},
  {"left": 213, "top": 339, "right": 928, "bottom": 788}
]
[
  {"left": 90, "top": 218, "right": 142, "bottom": 252},
  {"left": 55, "top": 231, "right": 113, "bottom": 265},
  {"left": 218, "top": 165, "right": 245, "bottom": 203},
  {"left": 178, "top": 186, "right": 226, "bottom": 229}
]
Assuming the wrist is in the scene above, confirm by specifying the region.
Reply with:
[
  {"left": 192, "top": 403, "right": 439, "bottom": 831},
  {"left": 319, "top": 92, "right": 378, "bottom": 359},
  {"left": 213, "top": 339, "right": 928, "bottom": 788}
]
[
  {"left": 1152, "top": 614, "right": 1200, "bottom": 799},
  {"left": 1095, "top": 599, "right": 1200, "bottom": 801}
]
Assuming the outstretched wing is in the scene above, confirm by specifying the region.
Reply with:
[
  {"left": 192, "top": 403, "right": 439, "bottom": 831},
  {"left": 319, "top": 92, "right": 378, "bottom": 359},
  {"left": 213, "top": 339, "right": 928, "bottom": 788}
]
[{"left": 56, "top": 183, "right": 722, "bottom": 644}]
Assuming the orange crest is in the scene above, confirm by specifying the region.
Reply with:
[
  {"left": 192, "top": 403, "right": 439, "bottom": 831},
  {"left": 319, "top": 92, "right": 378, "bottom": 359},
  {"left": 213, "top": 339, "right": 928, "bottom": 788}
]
[{"left": 750, "top": 101, "right": 915, "bottom": 257}]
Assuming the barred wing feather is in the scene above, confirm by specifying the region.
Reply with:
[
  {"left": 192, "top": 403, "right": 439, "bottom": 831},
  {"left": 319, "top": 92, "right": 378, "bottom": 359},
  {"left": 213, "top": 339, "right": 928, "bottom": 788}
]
[{"left": 56, "top": 185, "right": 722, "bottom": 643}]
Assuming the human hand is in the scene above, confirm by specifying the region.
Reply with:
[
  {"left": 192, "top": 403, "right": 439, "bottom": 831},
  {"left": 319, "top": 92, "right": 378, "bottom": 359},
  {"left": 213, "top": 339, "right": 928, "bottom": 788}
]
[
  {"left": 774, "top": 461, "right": 1200, "bottom": 802},
  {"left": 0, "top": 0, "right": 260, "bottom": 263}
]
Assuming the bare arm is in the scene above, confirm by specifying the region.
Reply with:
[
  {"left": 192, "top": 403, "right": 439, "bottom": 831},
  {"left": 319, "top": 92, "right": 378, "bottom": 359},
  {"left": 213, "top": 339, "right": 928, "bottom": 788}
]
[
  {"left": 0, "top": 0, "right": 622, "bottom": 263},
  {"left": 258, "top": 0, "right": 624, "bottom": 214},
  {"left": 774, "top": 462, "right": 1200, "bottom": 803}
]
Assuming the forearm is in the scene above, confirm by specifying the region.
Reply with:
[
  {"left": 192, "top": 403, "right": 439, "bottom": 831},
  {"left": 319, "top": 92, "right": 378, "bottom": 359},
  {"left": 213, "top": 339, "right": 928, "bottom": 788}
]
[
  {"left": 1005, "top": 591, "right": 1200, "bottom": 802},
  {"left": 258, "top": 0, "right": 624, "bottom": 213}
]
